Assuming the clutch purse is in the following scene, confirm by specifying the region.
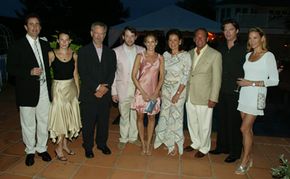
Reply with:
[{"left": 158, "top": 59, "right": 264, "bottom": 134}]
[
  {"left": 257, "top": 88, "right": 266, "bottom": 110},
  {"left": 144, "top": 100, "right": 157, "bottom": 113}
]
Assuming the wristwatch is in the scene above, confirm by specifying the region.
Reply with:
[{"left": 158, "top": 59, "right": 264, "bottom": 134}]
[{"left": 252, "top": 82, "right": 256, "bottom": 87}]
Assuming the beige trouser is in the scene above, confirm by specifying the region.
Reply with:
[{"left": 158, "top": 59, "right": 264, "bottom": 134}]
[
  {"left": 20, "top": 84, "right": 50, "bottom": 154},
  {"left": 119, "top": 83, "right": 138, "bottom": 143},
  {"left": 186, "top": 101, "right": 213, "bottom": 154}
]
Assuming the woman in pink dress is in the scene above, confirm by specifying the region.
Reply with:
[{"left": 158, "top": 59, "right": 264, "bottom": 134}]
[{"left": 131, "top": 32, "right": 164, "bottom": 155}]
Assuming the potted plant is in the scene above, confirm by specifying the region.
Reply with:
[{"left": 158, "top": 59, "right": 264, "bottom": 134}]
[{"left": 272, "top": 154, "right": 290, "bottom": 179}]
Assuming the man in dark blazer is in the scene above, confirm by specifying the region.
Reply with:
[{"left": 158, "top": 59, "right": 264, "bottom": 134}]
[
  {"left": 7, "top": 13, "right": 52, "bottom": 166},
  {"left": 78, "top": 21, "right": 116, "bottom": 158}
]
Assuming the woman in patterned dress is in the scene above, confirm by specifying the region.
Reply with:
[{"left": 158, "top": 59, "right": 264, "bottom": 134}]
[{"left": 154, "top": 29, "right": 192, "bottom": 156}]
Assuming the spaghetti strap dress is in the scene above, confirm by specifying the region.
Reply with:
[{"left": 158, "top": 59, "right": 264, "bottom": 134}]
[{"left": 131, "top": 52, "right": 161, "bottom": 115}]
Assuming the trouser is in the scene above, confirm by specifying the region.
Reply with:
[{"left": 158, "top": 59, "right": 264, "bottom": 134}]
[
  {"left": 80, "top": 101, "right": 110, "bottom": 151},
  {"left": 186, "top": 101, "right": 213, "bottom": 154},
  {"left": 20, "top": 84, "right": 50, "bottom": 154},
  {"left": 215, "top": 93, "right": 242, "bottom": 158}
]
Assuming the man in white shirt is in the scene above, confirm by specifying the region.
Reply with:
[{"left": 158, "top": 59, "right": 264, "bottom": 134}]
[
  {"left": 7, "top": 13, "right": 52, "bottom": 166},
  {"left": 111, "top": 27, "right": 145, "bottom": 149}
]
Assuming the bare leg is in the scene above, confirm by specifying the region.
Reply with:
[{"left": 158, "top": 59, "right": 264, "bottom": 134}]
[
  {"left": 63, "top": 138, "right": 75, "bottom": 155},
  {"left": 146, "top": 114, "right": 156, "bottom": 155},
  {"left": 137, "top": 112, "right": 146, "bottom": 154},
  {"left": 240, "top": 112, "right": 256, "bottom": 166},
  {"left": 55, "top": 135, "right": 67, "bottom": 161}
]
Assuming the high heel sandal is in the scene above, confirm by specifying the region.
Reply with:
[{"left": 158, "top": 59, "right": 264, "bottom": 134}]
[
  {"left": 235, "top": 159, "right": 253, "bottom": 175},
  {"left": 141, "top": 144, "right": 146, "bottom": 155},
  {"left": 63, "top": 148, "right": 75, "bottom": 155},
  {"left": 55, "top": 150, "right": 67, "bottom": 161},
  {"left": 146, "top": 144, "right": 152, "bottom": 156}
]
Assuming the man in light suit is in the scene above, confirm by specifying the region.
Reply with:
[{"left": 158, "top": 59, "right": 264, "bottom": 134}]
[
  {"left": 184, "top": 28, "right": 222, "bottom": 158},
  {"left": 112, "top": 27, "right": 145, "bottom": 149},
  {"left": 78, "top": 22, "right": 116, "bottom": 158},
  {"left": 7, "top": 13, "right": 52, "bottom": 166}
]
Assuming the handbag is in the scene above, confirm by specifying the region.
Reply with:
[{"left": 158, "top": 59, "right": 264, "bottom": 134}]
[
  {"left": 257, "top": 87, "right": 266, "bottom": 110},
  {"left": 144, "top": 100, "right": 157, "bottom": 113}
]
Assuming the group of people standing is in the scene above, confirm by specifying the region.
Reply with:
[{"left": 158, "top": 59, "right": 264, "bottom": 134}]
[{"left": 7, "top": 12, "right": 279, "bottom": 176}]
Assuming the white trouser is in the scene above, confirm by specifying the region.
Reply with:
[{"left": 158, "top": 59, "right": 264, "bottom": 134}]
[
  {"left": 119, "top": 83, "right": 137, "bottom": 143},
  {"left": 20, "top": 84, "right": 50, "bottom": 154},
  {"left": 186, "top": 101, "right": 213, "bottom": 154}
]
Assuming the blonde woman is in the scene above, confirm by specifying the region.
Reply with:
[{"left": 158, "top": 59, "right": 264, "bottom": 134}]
[
  {"left": 131, "top": 32, "right": 164, "bottom": 155},
  {"left": 235, "top": 27, "right": 279, "bottom": 174}
]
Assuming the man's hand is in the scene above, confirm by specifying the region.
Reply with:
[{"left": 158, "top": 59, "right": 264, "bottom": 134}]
[
  {"left": 30, "top": 67, "right": 43, "bottom": 76},
  {"left": 94, "top": 84, "right": 109, "bottom": 98},
  {"left": 208, "top": 100, "right": 216, "bottom": 108},
  {"left": 112, "top": 95, "right": 119, "bottom": 103}
]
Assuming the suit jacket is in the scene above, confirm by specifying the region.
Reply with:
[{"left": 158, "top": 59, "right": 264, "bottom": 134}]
[
  {"left": 187, "top": 45, "right": 222, "bottom": 105},
  {"left": 78, "top": 42, "right": 116, "bottom": 104},
  {"left": 111, "top": 44, "right": 145, "bottom": 102},
  {"left": 7, "top": 37, "right": 52, "bottom": 107}
]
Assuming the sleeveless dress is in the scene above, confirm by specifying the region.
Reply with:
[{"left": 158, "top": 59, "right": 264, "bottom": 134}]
[
  {"left": 48, "top": 53, "right": 82, "bottom": 143},
  {"left": 131, "top": 52, "right": 161, "bottom": 115},
  {"left": 238, "top": 51, "right": 279, "bottom": 116}
]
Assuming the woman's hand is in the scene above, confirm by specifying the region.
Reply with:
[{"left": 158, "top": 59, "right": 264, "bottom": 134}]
[
  {"left": 171, "top": 92, "right": 180, "bottom": 104},
  {"left": 237, "top": 78, "right": 252, "bottom": 87},
  {"left": 150, "top": 91, "right": 160, "bottom": 101},
  {"left": 141, "top": 92, "right": 150, "bottom": 102}
]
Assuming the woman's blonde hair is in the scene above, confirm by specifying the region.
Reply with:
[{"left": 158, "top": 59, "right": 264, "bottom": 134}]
[{"left": 247, "top": 27, "right": 268, "bottom": 52}]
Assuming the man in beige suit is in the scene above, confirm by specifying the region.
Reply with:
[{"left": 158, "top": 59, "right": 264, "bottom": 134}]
[
  {"left": 112, "top": 27, "right": 145, "bottom": 149},
  {"left": 184, "top": 28, "right": 222, "bottom": 158}
]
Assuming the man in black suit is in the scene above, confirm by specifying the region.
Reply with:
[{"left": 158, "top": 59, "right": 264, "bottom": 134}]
[
  {"left": 7, "top": 13, "right": 52, "bottom": 166},
  {"left": 78, "top": 22, "right": 116, "bottom": 158}
]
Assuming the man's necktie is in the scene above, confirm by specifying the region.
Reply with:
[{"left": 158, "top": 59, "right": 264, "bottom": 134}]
[{"left": 34, "top": 40, "right": 46, "bottom": 84}]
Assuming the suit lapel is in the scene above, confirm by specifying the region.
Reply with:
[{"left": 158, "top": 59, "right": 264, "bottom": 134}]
[{"left": 192, "top": 47, "right": 209, "bottom": 72}]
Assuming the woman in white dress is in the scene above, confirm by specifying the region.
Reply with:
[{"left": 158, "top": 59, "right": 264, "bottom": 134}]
[
  {"left": 235, "top": 27, "right": 279, "bottom": 174},
  {"left": 154, "top": 29, "right": 192, "bottom": 156}
]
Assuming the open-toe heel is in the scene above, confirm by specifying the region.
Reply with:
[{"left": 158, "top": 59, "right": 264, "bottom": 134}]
[
  {"left": 64, "top": 148, "right": 75, "bottom": 155},
  {"left": 146, "top": 145, "right": 152, "bottom": 156},
  {"left": 141, "top": 145, "right": 146, "bottom": 155},
  {"left": 55, "top": 150, "right": 67, "bottom": 161}
]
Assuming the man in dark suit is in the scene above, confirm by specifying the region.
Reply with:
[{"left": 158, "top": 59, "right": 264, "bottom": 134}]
[
  {"left": 78, "top": 22, "right": 116, "bottom": 158},
  {"left": 209, "top": 19, "right": 245, "bottom": 163},
  {"left": 7, "top": 13, "right": 52, "bottom": 166}
]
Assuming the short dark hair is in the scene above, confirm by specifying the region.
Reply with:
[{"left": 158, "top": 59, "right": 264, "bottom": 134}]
[
  {"left": 221, "top": 19, "right": 240, "bottom": 31},
  {"left": 122, "top": 26, "right": 137, "bottom": 36},
  {"left": 57, "top": 29, "right": 72, "bottom": 39},
  {"left": 165, "top": 28, "right": 184, "bottom": 52},
  {"left": 24, "top": 13, "right": 41, "bottom": 26},
  {"left": 194, "top": 27, "right": 208, "bottom": 38}
]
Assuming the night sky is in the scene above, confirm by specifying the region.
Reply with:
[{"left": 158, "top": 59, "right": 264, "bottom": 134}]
[{"left": 0, "top": 0, "right": 178, "bottom": 20}]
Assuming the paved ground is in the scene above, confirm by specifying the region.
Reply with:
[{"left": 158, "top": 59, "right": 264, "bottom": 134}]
[{"left": 0, "top": 84, "right": 289, "bottom": 179}]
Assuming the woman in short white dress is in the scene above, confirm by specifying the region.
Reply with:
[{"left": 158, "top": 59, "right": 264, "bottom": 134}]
[{"left": 235, "top": 27, "right": 279, "bottom": 175}]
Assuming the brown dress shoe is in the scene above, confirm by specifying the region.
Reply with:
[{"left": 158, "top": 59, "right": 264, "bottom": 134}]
[
  {"left": 194, "top": 151, "right": 206, "bottom": 158},
  {"left": 184, "top": 145, "right": 194, "bottom": 152}
]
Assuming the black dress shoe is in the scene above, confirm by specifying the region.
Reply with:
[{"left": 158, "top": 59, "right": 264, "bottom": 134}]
[
  {"left": 209, "top": 149, "right": 222, "bottom": 155},
  {"left": 184, "top": 145, "right": 194, "bottom": 152},
  {"left": 224, "top": 155, "right": 239, "bottom": 163},
  {"left": 25, "top": 154, "right": 35, "bottom": 166},
  {"left": 38, "top": 151, "right": 52, "bottom": 161},
  {"left": 85, "top": 150, "right": 94, "bottom": 158},
  {"left": 97, "top": 146, "right": 111, "bottom": 155},
  {"left": 194, "top": 151, "right": 206, "bottom": 158}
]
